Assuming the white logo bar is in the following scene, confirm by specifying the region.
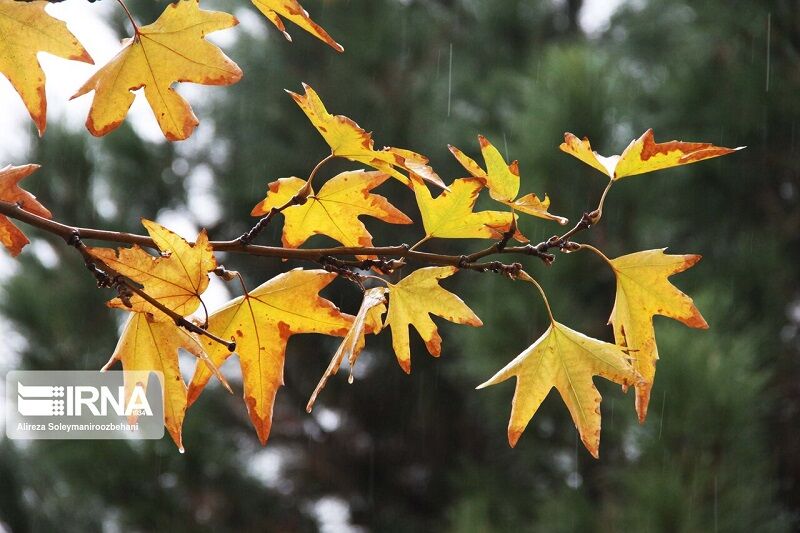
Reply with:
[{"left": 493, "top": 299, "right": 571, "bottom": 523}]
[
  {"left": 17, "top": 397, "right": 65, "bottom": 416},
  {"left": 17, "top": 382, "right": 64, "bottom": 399}
]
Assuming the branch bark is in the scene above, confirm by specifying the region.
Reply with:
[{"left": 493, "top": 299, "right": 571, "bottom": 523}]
[{"left": 0, "top": 200, "right": 590, "bottom": 270}]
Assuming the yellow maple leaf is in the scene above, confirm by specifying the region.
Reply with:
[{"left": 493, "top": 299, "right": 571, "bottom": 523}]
[
  {"left": 606, "top": 249, "right": 708, "bottom": 422},
  {"left": 560, "top": 128, "right": 743, "bottom": 180},
  {"left": 307, "top": 287, "right": 387, "bottom": 411},
  {"left": 187, "top": 269, "right": 353, "bottom": 445},
  {"left": 287, "top": 83, "right": 446, "bottom": 190},
  {"left": 385, "top": 266, "right": 482, "bottom": 373},
  {"left": 89, "top": 220, "right": 217, "bottom": 318},
  {"left": 71, "top": 0, "right": 242, "bottom": 141},
  {"left": 0, "top": 164, "right": 52, "bottom": 257},
  {"left": 103, "top": 312, "right": 207, "bottom": 452},
  {"left": 0, "top": 0, "right": 93, "bottom": 136},
  {"left": 478, "top": 320, "right": 638, "bottom": 458},
  {"left": 252, "top": 0, "right": 343, "bottom": 52},
  {"left": 251, "top": 170, "right": 412, "bottom": 248},
  {"left": 412, "top": 177, "right": 526, "bottom": 241},
  {"left": 449, "top": 136, "right": 567, "bottom": 225}
]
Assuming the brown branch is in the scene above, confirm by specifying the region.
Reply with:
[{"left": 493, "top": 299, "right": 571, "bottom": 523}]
[
  {"left": 0, "top": 181, "right": 610, "bottom": 350},
  {"left": 0, "top": 199, "right": 599, "bottom": 271},
  {"left": 73, "top": 234, "right": 236, "bottom": 352},
  {"left": 0, "top": 201, "right": 235, "bottom": 351},
  {"left": 500, "top": 210, "right": 597, "bottom": 265}
]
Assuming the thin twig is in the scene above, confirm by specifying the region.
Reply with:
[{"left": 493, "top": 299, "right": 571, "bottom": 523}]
[
  {"left": 4, "top": 205, "right": 237, "bottom": 352},
  {"left": 73, "top": 236, "right": 236, "bottom": 351},
  {"left": 238, "top": 153, "right": 336, "bottom": 244}
]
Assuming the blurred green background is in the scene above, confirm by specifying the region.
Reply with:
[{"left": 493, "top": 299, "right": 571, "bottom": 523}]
[{"left": 1, "top": 0, "right": 799, "bottom": 531}]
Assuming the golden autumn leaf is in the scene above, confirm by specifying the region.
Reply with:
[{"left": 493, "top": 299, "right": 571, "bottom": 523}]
[
  {"left": 0, "top": 164, "right": 52, "bottom": 257},
  {"left": 412, "top": 177, "right": 527, "bottom": 242},
  {"left": 606, "top": 249, "right": 708, "bottom": 422},
  {"left": 71, "top": 0, "right": 242, "bottom": 141},
  {"left": 449, "top": 136, "right": 567, "bottom": 225},
  {"left": 89, "top": 220, "right": 216, "bottom": 318},
  {"left": 478, "top": 321, "right": 639, "bottom": 458},
  {"left": 307, "top": 287, "right": 387, "bottom": 411},
  {"left": 187, "top": 269, "right": 353, "bottom": 445},
  {"left": 102, "top": 312, "right": 207, "bottom": 452},
  {"left": 287, "top": 83, "right": 446, "bottom": 190},
  {"left": 0, "top": 0, "right": 93, "bottom": 136},
  {"left": 560, "top": 129, "right": 743, "bottom": 181},
  {"left": 251, "top": 170, "right": 412, "bottom": 249},
  {"left": 385, "top": 266, "right": 482, "bottom": 373},
  {"left": 252, "top": 0, "right": 343, "bottom": 52}
]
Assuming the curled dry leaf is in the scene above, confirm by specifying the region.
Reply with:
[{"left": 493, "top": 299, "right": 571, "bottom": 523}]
[
  {"left": 0, "top": 0, "right": 93, "bottom": 136},
  {"left": 411, "top": 177, "right": 527, "bottom": 242},
  {"left": 72, "top": 0, "right": 242, "bottom": 141},
  {"left": 606, "top": 249, "right": 708, "bottom": 422},
  {"left": 187, "top": 269, "right": 353, "bottom": 445},
  {"left": 560, "top": 128, "right": 744, "bottom": 180},
  {"left": 385, "top": 266, "right": 482, "bottom": 373},
  {"left": 449, "top": 136, "right": 567, "bottom": 225},
  {"left": 252, "top": 0, "right": 343, "bottom": 52},
  {"left": 307, "top": 287, "right": 387, "bottom": 412},
  {"left": 478, "top": 321, "right": 639, "bottom": 458},
  {"left": 251, "top": 170, "right": 412, "bottom": 250},
  {"left": 288, "top": 83, "right": 446, "bottom": 190},
  {"left": 88, "top": 220, "right": 217, "bottom": 318},
  {"left": 0, "top": 164, "right": 52, "bottom": 257}
]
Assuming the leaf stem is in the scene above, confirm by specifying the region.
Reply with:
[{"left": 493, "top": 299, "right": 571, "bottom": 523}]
[
  {"left": 361, "top": 274, "right": 389, "bottom": 286},
  {"left": 577, "top": 243, "right": 615, "bottom": 269},
  {"left": 234, "top": 271, "right": 249, "bottom": 295},
  {"left": 115, "top": 0, "right": 139, "bottom": 35},
  {"left": 595, "top": 178, "right": 614, "bottom": 221},
  {"left": 408, "top": 235, "right": 431, "bottom": 251},
  {"left": 518, "top": 271, "right": 554, "bottom": 323},
  {"left": 307, "top": 152, "right": 336, "bottom": 187}
]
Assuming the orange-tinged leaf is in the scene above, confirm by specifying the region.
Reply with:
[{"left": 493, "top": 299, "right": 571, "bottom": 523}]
[
  {"left": 449, "top": 136, "right": 567, "bottom": 225},
  {"left": 252, "top": 0, "right": 343, "bottom": 52},
  {"left": 288, "top": 83, "right": 446, "bottom": 190},
  {"left": 71, "top": 0, "right": 242, "bottom": 141},
  {"left": 385, "top": 266, "right": 482, "bottom": 373},
  {"left": 0, "top": 164, "right": 52, "bottom": 257},
  {"left": 508, "top": 193, "right": 566, "bottom": 225},
  {"left": 478, "top": 321, "right": 638, "bottom": 458},
  {"left": 251, "top": 170, "right": 412, "bottom": 249},
  {"left": 0, "top": 0, "right": 93, "bottom": 136},
  {"left": 607, "top": 249, "right": 708, "bottom": 422},
  {"left": 88, "top": 220, "right": 216, "bottom": 318},
  {"left": 103, "top": 312, "right": 207, "bottom": 452},
  {"left": 412, "top": 177, "right": 526, "bottom": 241},
  {"left": 451, "top": 136, "right": 519, "bottom": 202},
  {"left": 187, "top": 269, "right": 353, "bottom": 445},
  {"left": 560, "top": 129, "right": 743, "bottom": 181},
  {"left": 307, "top": 287, "right": 387, "bottom": 411}
]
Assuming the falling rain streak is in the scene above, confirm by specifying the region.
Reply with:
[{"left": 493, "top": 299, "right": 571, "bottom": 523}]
[{"left": 766, "top": 12, "right": 771, "bottom": 92}]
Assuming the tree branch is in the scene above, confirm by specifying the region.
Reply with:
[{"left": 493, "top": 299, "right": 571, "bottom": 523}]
[
  {"left": 0, "top": 174, "right": 609, "bottom": 351},
  {"left": 0, "top": 201, "right": 235, "bottom": 351},
  {"left": 0, "top": 199, "right": 599, "bottom": 270}
]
